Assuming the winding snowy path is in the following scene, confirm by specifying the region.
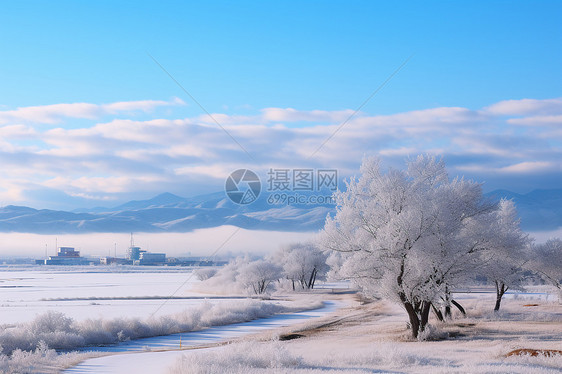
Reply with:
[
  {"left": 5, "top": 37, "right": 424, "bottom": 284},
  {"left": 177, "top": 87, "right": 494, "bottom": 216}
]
[{"left": 64, "top": 300, "right": 342, "bottom": 374}]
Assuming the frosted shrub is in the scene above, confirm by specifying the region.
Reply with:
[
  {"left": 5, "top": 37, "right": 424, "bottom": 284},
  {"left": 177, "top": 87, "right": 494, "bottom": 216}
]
[
  {"left": 415, "top": 324, "right": 447, "bottom": 341},
  {"left": 0, "top": 299, "right": 321, "bottom": 355},
  {"left": 195, "top": 257, "right": 247, "bottom": 294},
  {"left": 0, "top": 341, "right": 89, "bottom": 374},
  {"left": 30, "top": 311, "right": 74, "bottom": 334},
  {"left": 194, "top": 268, "right": 218, "bottom": 281},
  {"left": 197, "top": 257, "right": 283, "bottom": 295}
]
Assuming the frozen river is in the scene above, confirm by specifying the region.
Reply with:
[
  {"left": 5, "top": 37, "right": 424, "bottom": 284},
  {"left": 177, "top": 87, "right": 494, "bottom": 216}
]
[{"left": 64, "top": 300, "right": 341, "bottom": 374}]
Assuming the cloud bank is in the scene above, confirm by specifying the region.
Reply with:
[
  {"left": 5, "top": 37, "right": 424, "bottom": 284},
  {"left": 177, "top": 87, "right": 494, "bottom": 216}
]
[{"left": 0, "top": 97, "right": 560, "bottom": 209}]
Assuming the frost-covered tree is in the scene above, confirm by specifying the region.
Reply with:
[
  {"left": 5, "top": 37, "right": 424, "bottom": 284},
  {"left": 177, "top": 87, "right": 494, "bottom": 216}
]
[
  {"left": 273, "top": 242, "right": 328, "bottom": 290},
  {"left": 198, "top": 257, "right": 282, "bottom": 295},
  {"left": 237, "top": 259, "right": 283, "bottom": 295},
  {"left": 529, "top": 238, "right": 562, "bottom": 293},
  {"left": 479, "top": 199, "right": 530, "bottom": 311},
  {"left": 320, "top": 155, "right": 497, "bottom": 338}
]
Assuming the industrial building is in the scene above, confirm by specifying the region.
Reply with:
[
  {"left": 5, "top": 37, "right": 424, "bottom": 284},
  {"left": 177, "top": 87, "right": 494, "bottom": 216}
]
[
  {"left": 126, "top": 246, "right": 145, "bottom": 261},
  {"left": 100, "top": 257, "right": 132, "bottom": 265},
  {"left": 42, "top": 247, "right": 96, "bottom": 265},
  {"left": 137, "top": 252, "right": 166, "bottom": 265}
]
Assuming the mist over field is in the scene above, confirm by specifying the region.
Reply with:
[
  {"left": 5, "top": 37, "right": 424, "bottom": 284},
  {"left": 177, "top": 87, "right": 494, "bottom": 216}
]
[
  {"left": 2, "top": 227, "right": 560, "bottom": 259},
  {"left": 0, "top": 227, "right": 316, "bottom": 258}
]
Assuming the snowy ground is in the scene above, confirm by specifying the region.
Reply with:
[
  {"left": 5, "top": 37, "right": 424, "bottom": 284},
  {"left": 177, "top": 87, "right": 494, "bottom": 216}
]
[
  {"left": 63, "top": 288, "right": 562, "bottom": 374},
  {"left": 0, "top": 266, "right": 222, "bottom": 323},
  {"left": 1, "top": 267, "right": 560, "bottom": 373},
  {"left": 164, "top": 289, "right": 562, "bottom": 374},
  {"left": 0, "top": 267, "right": 348, "bottom": 373}
]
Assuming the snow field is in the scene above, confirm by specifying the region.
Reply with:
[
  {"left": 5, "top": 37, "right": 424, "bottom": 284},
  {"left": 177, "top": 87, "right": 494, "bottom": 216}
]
[
  {"left": 0, "top": 268, "right": 208, "bottom": 323},
  {"left": 167, "top": 291, "right": 562, "bottom": 373}
]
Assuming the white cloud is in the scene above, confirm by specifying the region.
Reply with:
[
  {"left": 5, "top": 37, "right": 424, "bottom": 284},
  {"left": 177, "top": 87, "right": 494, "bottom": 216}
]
[
  {"left": 378, "top": 147, "right": 418, "bottom": 156},
  {"left": 0, "top": 182, "right": 25, "bottom": 203},
  {"left": 0, "top": 98, "right": 185, "bottom": 124},
  {"left": 261, "top": 107, "right": 355, "bottom": 123},
  {"left": 0, "top": 124, "right": 38, "bottom": 138},
  {"left": 103, "top": 97, "right": 185, "bottom": 113},
  {"left": 507, "top": 114, "right": 562, "bottom": 126},
  {"left": 174, "top": 165, "right": 230, "bottom": 179},
  {"left": 485, "top": 98, "right": 562, "bottom": 116},
  {"left": 1, "top": 96, "right": 561, "bottom": 207},
  {"left": 44, "top": 175, "right": 166, "bottom": 197},
  {"left": 498, "top": 161, "right": 559, "bottom": 174},
  {"left": 456, "top": 161, "right": 561, "bottom": 175}
]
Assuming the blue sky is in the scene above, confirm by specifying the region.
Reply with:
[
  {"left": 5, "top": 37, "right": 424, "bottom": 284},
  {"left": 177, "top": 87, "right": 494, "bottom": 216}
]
[{"left": 0, "top": 1, "right": 561, "bottom": 209}]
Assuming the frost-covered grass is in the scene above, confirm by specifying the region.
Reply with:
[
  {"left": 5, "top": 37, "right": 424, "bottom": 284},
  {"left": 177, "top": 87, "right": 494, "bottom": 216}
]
[
  {"left": 449, "top": 288, "right": 562, "bottom": 324},
  {"left": 168, "top": 341, "right": 303, "bottom": 374},
  {"left": 0, "top": 342, "right": 95, "bottom": 374},
  {"left": 168, "top": 339, "right": 562, "bottom": 374},
  {"left": 0, "top": 299, "right": 323, "bottom": 355}
]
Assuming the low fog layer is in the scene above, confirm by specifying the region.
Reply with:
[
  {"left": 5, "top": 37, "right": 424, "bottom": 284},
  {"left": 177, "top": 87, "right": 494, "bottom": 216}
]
[{"left": 0, "top": 226, "right": 317, "bottom": 257}]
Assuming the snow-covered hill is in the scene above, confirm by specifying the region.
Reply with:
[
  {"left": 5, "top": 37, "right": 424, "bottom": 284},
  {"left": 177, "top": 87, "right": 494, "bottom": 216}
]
[
  {"left": 0, "top": 192, "right": 332, "bottom": 233},
  {"left": 0, "top": 188, "right": 559, "bottom": 233}
]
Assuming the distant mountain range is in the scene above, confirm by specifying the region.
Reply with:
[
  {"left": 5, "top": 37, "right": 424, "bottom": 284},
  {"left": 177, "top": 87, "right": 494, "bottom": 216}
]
[
  {"left": 0, "top": 189, "right": 560, "bottom": 234},
  {"left": 0, "top": 192, "right": 333, "bottom": 234}
]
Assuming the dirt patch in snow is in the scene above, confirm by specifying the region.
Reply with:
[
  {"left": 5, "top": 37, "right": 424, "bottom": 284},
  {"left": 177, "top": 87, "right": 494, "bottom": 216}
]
[{"left": 506, "top": 349, "right": 562, "bottom": 357}]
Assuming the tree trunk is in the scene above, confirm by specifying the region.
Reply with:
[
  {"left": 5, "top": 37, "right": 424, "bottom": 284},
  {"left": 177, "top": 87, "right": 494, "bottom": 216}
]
[
  {"left": 444, "top": 286, "right": 452, "bottom": 318},
  {"left": 308, "top": 268, "right": 317, "bottom": 289},
  {"left": 310, "top": 269, "right": 317, "bottom": 289},
  {"left": 419, "top": 301, "right": 431, "bottom": 334},
  {"left": 494, "top": 295, "right": 502, "bottom": 312},
  {"left": 450, "top": 299, "right": 466, "bottom": 315},
  {"left": 431, "top": 303, "right": 444, "bottom": 322},
  {"left": 403, "top": 302, "right": 420, "bottom": 339},
  {"left": 494, "top": 281, "right": 507, "bottom": 311}
]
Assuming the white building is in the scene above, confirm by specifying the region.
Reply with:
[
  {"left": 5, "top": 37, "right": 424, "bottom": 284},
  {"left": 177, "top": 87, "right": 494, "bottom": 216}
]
[{"left": 137, "top": 252, "right": 166, "bottom": 265}]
